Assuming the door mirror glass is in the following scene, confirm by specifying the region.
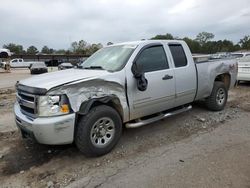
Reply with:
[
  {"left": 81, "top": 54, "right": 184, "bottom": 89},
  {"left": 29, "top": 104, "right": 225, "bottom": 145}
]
[
  {"left": 131, "top": 62, "right": 143, "bottom": 77},
  {"left": 131, "top": 62, "right": 148, "bottom": 91}
]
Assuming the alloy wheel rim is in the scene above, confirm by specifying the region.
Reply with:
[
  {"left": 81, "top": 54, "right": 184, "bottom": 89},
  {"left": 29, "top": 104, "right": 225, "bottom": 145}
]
[
  {"left": 216, "top": 88, "right": 225, "bottom": 105},
  {"left": 90, "top": 117, "right": 115, "bottom": 148}
]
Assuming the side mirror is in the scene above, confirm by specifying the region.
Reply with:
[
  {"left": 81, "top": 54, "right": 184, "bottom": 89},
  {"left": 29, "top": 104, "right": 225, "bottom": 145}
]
[{"left": 131, "top": 62, "right": 148, "bottom": 91}]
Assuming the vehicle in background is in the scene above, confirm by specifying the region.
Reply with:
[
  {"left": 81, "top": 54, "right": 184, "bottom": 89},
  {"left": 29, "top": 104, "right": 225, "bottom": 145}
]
[
  {"left": 0, "top": 60, "right": 5, "bottom": 69},
  {"left": 237, "top": 56, "right": 250, "bottom": 82},
  {"left": 0, "top": 49, "right": 12, "bottom": 69},
  {"left": 1, "top": 58, "right": 45, "bottom": 68},
  {"left": 45, "top": 59, "right": 63, "bottom": 67},
  {"left": 231, "top": 52, "right": 250, "bottom": 59},
  {"left": 30, "top": 62, "right": 48, "bottom": 74},
  {"left": 0, "top": 49, "right": 11, "bottom": 58},
  {"left": 211, "top": 52, "right": 230, "bottom": 60},
  {"left": 10, "top": 58, "right": 31, "bottom": 68},
  {"left": 15, "top": 40, "right": 237, "bottom": 157},
  {"left": 58, "top": 62, "right": 74, "bottom": 70}
]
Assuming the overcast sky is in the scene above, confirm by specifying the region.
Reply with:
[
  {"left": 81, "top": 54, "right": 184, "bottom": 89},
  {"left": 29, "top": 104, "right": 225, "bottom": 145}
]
[{"left": 1, "top": 0, "right": 250, "bottom": 50}]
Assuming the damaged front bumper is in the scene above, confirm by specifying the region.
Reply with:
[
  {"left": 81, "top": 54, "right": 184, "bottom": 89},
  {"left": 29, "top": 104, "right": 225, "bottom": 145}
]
[{"left": 14, "top": 102, "right": 75, "bottom": 145}]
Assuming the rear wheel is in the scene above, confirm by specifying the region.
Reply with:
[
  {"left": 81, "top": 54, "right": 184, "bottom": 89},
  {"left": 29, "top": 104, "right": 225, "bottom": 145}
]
[
  {"left": 75, "top": 105, "right": 122, "bottom": 157},
  {"left": 205, "top": 81, "right": 228, "bottom": 111}
]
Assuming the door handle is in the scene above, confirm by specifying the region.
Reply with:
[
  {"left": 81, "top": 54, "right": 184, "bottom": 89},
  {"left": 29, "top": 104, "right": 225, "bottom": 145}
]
[{"left": 162, "top": 74, "right": 173, "bottom": 80}]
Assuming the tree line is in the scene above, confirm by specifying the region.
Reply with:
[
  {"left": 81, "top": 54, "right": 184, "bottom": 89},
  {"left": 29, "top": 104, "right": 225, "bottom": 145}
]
[
  {"left": 2, "top": 32, "right": 250, "bottom": 55},
  {"left": 151, "top": 32, "right": 250, "bottom": 54},
  {"left": 2, "top": 40, "right": 103, "bottom": 56}
]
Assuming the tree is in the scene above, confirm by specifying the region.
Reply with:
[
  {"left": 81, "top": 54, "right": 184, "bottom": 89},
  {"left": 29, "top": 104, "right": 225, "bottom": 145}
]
[
  {"left": 71, "top": 40, "right": 88, "bottom": 54},
  {"left": 26, "top": 46, "right": 38, "bottom": 54},
  {"left": 201, "top": 41, "right": 217, "bottom": 54},
  {"left": 183, "top": 37, "right": 201, "bottom": 53},
  {"left": 55, "top": 49, "right": 66, "bottom": 54},
  {"left": 85, "top": 43, "right": 103, "bottom": 55},
  {"left": 219, "top": 40, "right": 235, "bottom": 52},
  {"left": 2, "top": 43, "right": 24, "bottom": 54},
  {"left": 195, "top": 32, "right": 215, "bottom": 46},
  {"left": 233, "top": 44, "right": 241, "bottom": 52},
  {"left": 148, "top": 32, "right": 250, "bottom": 53},
  {"left": 41, "top": 45, "right": 54, "bottom": 54},
  {"left": 239, "top": 35, "right": 250, "bottom": 50},
  {"left": 151, "top": 33, "right": 174, "bottom": 40}
]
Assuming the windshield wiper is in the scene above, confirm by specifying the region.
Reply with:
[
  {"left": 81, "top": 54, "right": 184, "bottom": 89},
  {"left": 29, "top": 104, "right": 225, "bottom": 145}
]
[{"left": 83, "top": 66, "right": 105, "bottom": 70}]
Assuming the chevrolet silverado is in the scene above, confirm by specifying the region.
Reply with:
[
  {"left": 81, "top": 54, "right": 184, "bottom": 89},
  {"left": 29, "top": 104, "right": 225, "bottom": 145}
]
[{"left": 14, "top": 40, "right": 237, "bottom": 156}]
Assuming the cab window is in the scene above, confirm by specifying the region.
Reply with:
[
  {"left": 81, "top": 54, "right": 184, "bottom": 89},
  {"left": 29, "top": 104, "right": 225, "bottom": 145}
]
[
  {"left": 136, "top": 45, "right": 169, "bottom": 72},
  {"left": 169, "top": 44, "right": 187, "bottom": 68}
]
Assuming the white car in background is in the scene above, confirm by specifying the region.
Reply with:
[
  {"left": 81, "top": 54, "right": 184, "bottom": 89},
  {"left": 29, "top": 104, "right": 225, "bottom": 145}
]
[
  {"left": 9, "top": 58, "right": 32, "bottom": 68},
  {"left": 237, "top": 56, "right": 250, "bottom": 82},
  {"left": 0, "top": 48, "right": 11, "bottom": 57},
  {"left": 0, "top": 49, "right": 11, "bottom": 69},
  {"left": 231, "top": 52, "right": 250, "bottom": 58},
  {"left": 1, "top": 58, "right": 44, "bottom": 69},
  {"left": 211, "top": 52, "right": 230, "bottom": 59}
]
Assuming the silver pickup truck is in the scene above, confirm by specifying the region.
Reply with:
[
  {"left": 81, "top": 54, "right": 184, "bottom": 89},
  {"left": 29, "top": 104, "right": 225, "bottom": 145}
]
[{"left": 15, "top": 40, "right": 237, "bottom": 156}]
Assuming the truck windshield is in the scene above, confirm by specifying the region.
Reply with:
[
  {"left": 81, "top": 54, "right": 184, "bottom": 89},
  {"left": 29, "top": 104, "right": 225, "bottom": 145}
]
[{"left": 81, "top": 45, "right": 137, "bottom": 71}]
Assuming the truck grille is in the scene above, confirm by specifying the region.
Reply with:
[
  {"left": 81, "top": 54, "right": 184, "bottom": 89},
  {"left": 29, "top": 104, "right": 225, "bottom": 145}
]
[{"left": 16, "top": 91, "right": 37, "bottom": 117}]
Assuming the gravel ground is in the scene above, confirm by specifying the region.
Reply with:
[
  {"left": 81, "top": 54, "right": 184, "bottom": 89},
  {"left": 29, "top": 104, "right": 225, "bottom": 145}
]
[
  {"left": 0, "top": 83, "right": 249, "bottom": 188},
  {"left": 0, "top": 68, "right": 58, "bottom": 90},
  {"left": 0, "top": 69, "right": 31, "bottom": 89}
]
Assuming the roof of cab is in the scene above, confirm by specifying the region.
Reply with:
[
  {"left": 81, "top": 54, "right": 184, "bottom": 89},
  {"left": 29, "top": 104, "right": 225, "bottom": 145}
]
[{"left": 109, "top": 40, "right": 184, "bottom": 47}]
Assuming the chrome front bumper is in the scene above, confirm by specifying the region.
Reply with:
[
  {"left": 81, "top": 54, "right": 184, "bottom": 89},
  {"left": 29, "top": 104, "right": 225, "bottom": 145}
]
[{"left": 14, "top": 102, "right": 76, "bottom": 145}]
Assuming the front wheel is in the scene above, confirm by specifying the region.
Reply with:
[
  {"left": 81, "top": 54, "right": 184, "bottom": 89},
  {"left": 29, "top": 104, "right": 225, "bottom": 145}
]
[
  {"left": 75, "top": 105, "right": 122, "bottom": 157},
  {"left": 205, "top": 81, "right": 228, "bottom": 111}
]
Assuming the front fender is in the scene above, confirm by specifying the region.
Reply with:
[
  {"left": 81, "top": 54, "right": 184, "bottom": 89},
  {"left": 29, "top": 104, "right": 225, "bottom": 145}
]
[
  {"left": 78, "top": 95, "right": 124, "bottom": 120},
  {"left": 48, "top": 79, "right": 130, "bottom": 122}
]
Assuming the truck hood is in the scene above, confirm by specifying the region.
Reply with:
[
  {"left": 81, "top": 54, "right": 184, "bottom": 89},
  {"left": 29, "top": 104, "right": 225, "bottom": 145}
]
[{"left": 19, "top": 69, "right": 110, "bottom": 90}]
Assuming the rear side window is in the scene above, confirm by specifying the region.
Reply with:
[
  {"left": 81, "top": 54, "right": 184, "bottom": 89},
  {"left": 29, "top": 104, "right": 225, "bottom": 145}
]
[
  {"left": 136, "top": 46, "right": 169, "bottom": 72},
  {"left": 169, "top": 44, "right": 187, "bottom": 67}
]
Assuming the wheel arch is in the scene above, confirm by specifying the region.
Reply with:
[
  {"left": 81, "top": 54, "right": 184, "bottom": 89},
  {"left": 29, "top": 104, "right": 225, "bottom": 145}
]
[
  {"left": 214, "top": 73, "right": 231, "bottom": 90},
  {"left": 76, "top": 95, "right": 124, "bottom": 124},
  {"left": 0, "top": 52, "right": 9, "bottom": 58}
]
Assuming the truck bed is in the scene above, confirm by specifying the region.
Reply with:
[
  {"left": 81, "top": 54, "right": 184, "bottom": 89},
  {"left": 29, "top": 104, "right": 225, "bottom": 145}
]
[{"left": 194, "top": 58, "right": 237, "bottom": 100}]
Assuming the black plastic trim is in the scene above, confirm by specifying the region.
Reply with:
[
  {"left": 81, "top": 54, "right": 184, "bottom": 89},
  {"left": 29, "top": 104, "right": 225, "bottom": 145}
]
[
  {"left": 17, "top": 84, "right": 47, "bottom": 95},
  {"left": 78, "top": 95, "right": 120, "bottom": 115}
]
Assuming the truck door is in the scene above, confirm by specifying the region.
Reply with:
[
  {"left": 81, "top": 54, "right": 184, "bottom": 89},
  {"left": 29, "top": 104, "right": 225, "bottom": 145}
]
[
  {"left": 19, "top": 59, "right": 25, "bottom": 67},
  {"left": 18, "top": 59, "right": 28, "bottom": 67},
  {"left": 168, "top": 43, "right": 196, "bottom": 106},
  {"left": 128, "top": 44, "right": 175, "bottom": 120},
  {"left": 10, "top": 59, "right": 19, "bottom": 68}
]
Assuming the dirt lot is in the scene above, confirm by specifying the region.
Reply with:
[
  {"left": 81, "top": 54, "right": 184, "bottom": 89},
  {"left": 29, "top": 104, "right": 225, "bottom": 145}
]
[
  {"left": 0, "top": 68, "right": 57, "bottom": 89},
  {"left": 0, "top": 69, "right": 31, "bottom": 89},
  {"left": 0, "top": 72, "right": 250, "bottom": 187}
]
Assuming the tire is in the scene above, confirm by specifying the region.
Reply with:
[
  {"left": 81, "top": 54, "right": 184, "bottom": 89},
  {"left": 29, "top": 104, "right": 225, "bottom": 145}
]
[
  {"left": 75, "top": 105, "right": 122, "bottom": 157},
  {"left": 205, "top": 81, "right": 228, "bottom": 111}
]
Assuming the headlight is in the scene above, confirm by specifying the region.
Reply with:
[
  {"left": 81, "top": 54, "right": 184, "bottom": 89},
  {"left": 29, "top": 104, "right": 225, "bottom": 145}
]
[{"left": 38, "top": 95, "right": 70, "bottom": 117}]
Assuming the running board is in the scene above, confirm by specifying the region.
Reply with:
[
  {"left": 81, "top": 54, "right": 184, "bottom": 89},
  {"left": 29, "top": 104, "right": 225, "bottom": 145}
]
[{"left": 125, "top": 105, "right": 192, "bottom": 128}]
